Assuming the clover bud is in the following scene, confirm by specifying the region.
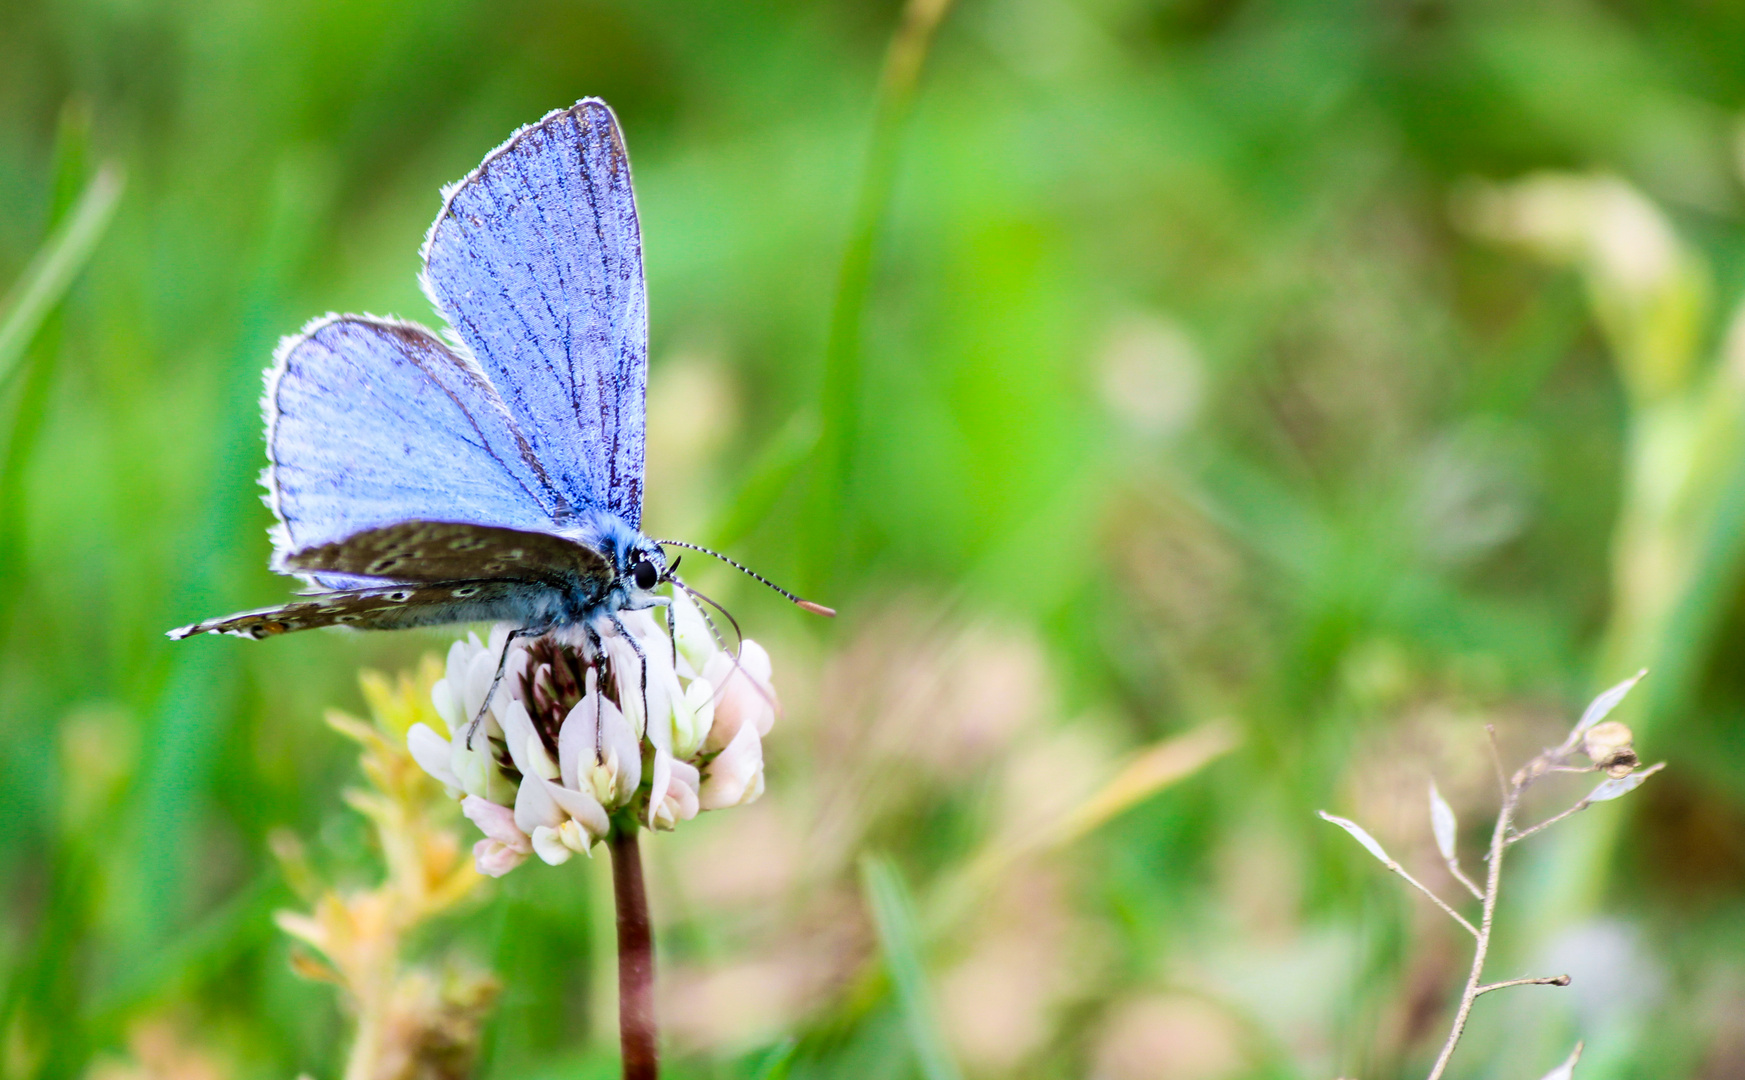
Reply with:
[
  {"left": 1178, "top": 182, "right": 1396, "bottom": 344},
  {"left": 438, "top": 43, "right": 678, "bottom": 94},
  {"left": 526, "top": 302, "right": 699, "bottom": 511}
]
[{"left": 1582, "top": 719, "right": 1640, "bottom": 778}]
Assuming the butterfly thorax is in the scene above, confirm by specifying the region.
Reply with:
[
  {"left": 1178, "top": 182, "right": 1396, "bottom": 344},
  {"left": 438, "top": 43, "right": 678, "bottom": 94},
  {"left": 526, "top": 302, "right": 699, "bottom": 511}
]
[{"left": 557, "top": 508, "right": 669, "bottom": 627}]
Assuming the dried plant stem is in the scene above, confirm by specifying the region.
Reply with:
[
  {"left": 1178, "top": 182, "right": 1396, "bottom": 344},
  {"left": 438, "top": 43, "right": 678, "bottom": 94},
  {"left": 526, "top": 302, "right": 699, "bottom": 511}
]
[
  {"left": 1507, "top": 800, "right": 1591, "bottom": 846},
  {"left": 610, "top": 825, "right": 658, "bottom": 1080},
  {"left": 1425, "top": 787, "right": 1514, "bottom": 1080},
  {"left": 1508, "top": 761, "right": 1666, "bottom": 846},
  {"left": 1424, "top": 762, "right": 1572, "bottom": 1080},
  {"left": 1475, "top": 975, "right": 1570, "bottom": 995},
  {"left": 1385, "top": 859, "right": 1479, "bottom": 938},
  {"left": 1330, "top": 680, "right": 1657, "bottom": 1078},
  {"left": 1445, "top": 858, "right": 1486, "bottom": 902}
]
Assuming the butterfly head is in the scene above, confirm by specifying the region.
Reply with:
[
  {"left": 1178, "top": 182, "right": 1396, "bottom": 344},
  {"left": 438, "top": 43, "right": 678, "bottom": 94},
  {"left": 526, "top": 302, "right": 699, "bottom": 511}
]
[
  {"left": 623, "top": 538, "right": 668, "bottom": 599},
  {"left": 582, "top": 509, "right": 671, "bottom": 609}
]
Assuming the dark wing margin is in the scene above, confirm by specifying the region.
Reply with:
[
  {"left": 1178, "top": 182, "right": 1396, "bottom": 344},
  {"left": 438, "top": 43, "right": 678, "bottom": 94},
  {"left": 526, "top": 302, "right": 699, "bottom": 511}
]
[
  {"left": 420, "top": 98, "right": 648, "bottom": 528},
  {"left": 166, "top": 580, "right": 536, "bottom": 640},
  {"left": 282, "top": 520, "right": 612, "bottom": 584}
]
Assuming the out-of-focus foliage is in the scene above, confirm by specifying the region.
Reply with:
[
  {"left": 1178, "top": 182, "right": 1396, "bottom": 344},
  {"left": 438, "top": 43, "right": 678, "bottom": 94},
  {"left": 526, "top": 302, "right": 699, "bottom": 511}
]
[{"left": 5, "top": 1, "right": 1745, "bottom": 1078}]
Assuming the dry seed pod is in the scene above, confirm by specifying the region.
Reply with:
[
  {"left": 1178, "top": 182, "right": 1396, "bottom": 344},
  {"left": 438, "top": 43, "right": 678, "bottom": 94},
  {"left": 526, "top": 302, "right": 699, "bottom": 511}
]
[{"left": 1582, "top": 719, "right": 1640, "bottom": 779}]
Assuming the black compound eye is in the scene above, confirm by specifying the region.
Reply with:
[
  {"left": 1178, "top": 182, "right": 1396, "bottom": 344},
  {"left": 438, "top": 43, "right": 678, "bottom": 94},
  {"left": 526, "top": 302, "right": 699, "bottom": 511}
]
[{"left": 632, "top": 558, "right": 659, "bottom": 591}]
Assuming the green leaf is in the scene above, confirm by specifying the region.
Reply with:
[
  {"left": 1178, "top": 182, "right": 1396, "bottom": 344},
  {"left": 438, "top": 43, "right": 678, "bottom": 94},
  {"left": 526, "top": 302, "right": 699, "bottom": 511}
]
[
  {"left": 859, "top": 854, "right": 964, "bottom": 1080},
  {"left": 0, "top": 163, "right": 123, "bottom": 390}
]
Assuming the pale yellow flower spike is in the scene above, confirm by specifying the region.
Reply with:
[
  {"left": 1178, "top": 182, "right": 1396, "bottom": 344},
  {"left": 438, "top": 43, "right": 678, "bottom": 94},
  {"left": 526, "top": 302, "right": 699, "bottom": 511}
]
[{"left": 273, "top": 658, "right": 498, "bottom": 1080}]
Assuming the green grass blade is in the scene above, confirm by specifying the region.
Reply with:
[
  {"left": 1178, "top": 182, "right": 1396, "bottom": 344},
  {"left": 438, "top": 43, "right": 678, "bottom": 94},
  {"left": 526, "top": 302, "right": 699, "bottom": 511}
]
[
  {"left": 0, "top": 163, "right": 124, "bottom": 390},
  {"left": 859, "top": 854, "right": 963, "bottom": 1080},
  {"left": 707, "top": 407, "right": 819, "bottom": 551},
  {"left": 748, "top": 1038, "right": 798, "bottom": 1080},
  {"left": 802, "top": 0, "right": 957, "bottom": 591}
]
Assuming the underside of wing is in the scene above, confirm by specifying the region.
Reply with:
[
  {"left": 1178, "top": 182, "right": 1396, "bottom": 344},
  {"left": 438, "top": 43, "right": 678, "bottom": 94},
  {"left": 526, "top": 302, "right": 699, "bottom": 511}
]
[
  {"left": 282, "top": 520, "right": 611, "bottom": 586},
  {"left": 266, "top": 315, "right": 574, "bottom": 566},
  {"left": 167, "top": 580, "right": 550, "bottom": 640},
  {"left": 421, "top": 99, "right": 648, "bottom": 528}
]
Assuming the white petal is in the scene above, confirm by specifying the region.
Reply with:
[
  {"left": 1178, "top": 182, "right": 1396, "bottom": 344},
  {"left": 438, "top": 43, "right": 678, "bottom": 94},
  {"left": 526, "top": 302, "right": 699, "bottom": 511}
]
[
  {"left": 496, "top": 699, "right": 541, "bottom": 779},
  {"left": 645, "top": 683, "right": 674, "bottom": 758},
  {"left": 622, "top": 608, "right": 664, "bottom": 640},
  {"left": 527, "top": 735, "right": 560, "bottom": 779},
  {"left": 462, "top": 795, "right": 529, "bottom": 851},
  {"left": 445, "top": 637, "right": 478, "bottom": 700},
  {"left": 531, "top": 825, "right": 574, "bottom": 865},
  {"left": 543, "top": 777, "right": 610, "bottom": 841},
  {"left": 473, "top": 838, "right": 527, "bottom": 877},
  {"left": 682, "top": 678, "right": 716, "bottom": 757},
  {"left": 407, "top": 723, "right": 461, "bottom": 789},
  {"left": 513, "top": 773, "right": 563, "bottom": 834},
  {"left": 700, "top": 721, "right": 764, "bottom": 811},
  {"left": 462, "top": 644, "right": 496, "bottom": 726},
  {"left": 596, "top": 622, "right": 648, "bottom": 737},
  {"left": 671, "top": 589, "right": 715, "bottom": 675},
  {"left": 600, "top": 697, "right": 642, "bottom": 805},
  {"left": 647, "top": 749, "right": 673, "bottom": 828},
  {"left": 557, "top": 691, "right": 596, "bottom": 792},
  {"left": 486, "top": 622, "right": 514, "bottom": 664},
  {"left": 454, "top": 744, "right": 490, "bottom": 799},
  {"left": 668, "top": 758, "right": 700, "bottom": 820},
  {"left": 704, "top": 654, "right": 776, "bottom": 753},
  {"left": 557, "top": 818, "right": 594, "bottom": 854},
  {"left": 645, "top": 644, "right": 685, "bottom": 755},
  {"left": 737, "top": 639, "right": 774, "bottom": 686},
  {"left": 429, "top": 678, "right": 463, "bottom": 739}
]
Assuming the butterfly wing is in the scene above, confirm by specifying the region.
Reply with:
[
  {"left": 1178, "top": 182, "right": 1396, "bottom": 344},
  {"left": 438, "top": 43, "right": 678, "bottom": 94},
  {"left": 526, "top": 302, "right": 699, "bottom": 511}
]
[
  {"left": 421, "top": 98, "right": 648, "bottom": 529},
  {"left": 282, "top": 520, "right": 610, "bottom": 586},
  {"left": 167, "top": 580, "right": 542, "bottom": 640},
  {"left": 266, "top": 315, "right": 576, "bottom": 569}
]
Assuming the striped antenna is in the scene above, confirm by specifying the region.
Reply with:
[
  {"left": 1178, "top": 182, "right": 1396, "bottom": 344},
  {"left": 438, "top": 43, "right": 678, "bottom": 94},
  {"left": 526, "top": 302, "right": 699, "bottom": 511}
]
[{"left": 653, "top": 539, "right": 836, "bottom": 616}]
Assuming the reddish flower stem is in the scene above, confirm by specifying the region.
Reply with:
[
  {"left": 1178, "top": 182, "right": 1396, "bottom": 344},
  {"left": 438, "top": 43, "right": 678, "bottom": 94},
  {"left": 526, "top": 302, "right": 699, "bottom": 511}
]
[{"left": 609, "top": 825, "right": 658, "bottom": 1080}]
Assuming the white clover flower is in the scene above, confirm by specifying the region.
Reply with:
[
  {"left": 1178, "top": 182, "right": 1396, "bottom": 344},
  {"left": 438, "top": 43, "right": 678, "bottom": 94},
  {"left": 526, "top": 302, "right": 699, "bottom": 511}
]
[
  {"left": 407, "top": 589, "right": 778, "bottom": 876},
  {"left": 407, "top": 627, "right": 526, "bottom": 806}
]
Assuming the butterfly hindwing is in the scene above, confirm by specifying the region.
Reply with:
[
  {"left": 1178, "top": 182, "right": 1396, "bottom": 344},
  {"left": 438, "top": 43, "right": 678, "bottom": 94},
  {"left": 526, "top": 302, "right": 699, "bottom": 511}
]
[
  {"left": 167, "top": 580, "right": 543, "bottom": 640},
  {"left": 283, "top": 520, "right": 612, "bottom": 585},
  {"left": 267, "top": 316, "right": 574, "bottom": 562},
  {"left": 421, "top": 98, "right": 648, "bottom": 529}
]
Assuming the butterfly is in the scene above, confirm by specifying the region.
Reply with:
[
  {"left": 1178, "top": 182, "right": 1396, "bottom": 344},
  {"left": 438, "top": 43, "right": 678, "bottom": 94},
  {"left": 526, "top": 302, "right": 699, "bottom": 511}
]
[{"left": 169, "top": 99, "right": 831, "bottom": 685}]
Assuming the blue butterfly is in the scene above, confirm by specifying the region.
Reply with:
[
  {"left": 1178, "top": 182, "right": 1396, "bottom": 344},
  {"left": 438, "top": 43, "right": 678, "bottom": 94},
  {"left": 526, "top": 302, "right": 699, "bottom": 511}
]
[{"left": 169, "top": 99, "right": 830, "bottom": 672}]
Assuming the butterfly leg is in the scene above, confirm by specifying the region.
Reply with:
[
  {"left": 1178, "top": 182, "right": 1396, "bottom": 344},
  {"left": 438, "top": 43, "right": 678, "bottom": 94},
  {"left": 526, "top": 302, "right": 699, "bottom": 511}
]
[
  {"left": 665, "top": 602, "right": 678, "bottom": 671},
  {"left": 608, "top": 611, "right": 649, "bottom": 735},
  {"left": 583, "top": 622, "right": 607, "bottom": 761},
  {"left": 466, "top": 623, "right": 552, "bottom": 749}
]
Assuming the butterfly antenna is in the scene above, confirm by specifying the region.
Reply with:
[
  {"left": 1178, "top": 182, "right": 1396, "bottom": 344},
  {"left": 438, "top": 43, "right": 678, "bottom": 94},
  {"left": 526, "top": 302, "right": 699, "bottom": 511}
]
[
  {"left": 654, "top": 539, "right": 836, "bottom": 617},
  {"left": 670, "top": 573, "right": 744, "bottom": 657},
  {"left": 669, "top": 573, "right": 779, "bottom": 715}
]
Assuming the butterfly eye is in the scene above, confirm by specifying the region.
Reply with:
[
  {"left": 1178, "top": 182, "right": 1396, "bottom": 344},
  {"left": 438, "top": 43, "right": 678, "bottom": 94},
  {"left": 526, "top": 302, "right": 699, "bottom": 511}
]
[{"left": 632, "top": 558, "right": 659, "bottom": 591}]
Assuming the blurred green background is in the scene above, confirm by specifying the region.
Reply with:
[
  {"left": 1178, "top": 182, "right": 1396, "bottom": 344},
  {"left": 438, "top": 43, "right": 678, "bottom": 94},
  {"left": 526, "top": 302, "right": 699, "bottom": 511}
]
[{"left": 5, "top": 0, "right": 1745, "bottom": 1077}]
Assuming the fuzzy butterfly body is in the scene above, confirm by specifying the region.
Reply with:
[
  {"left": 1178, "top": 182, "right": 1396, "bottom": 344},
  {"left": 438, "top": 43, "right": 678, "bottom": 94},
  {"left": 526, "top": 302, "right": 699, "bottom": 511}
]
[{"left": 170, "top": 100, "right": 672, "bottom": 644}]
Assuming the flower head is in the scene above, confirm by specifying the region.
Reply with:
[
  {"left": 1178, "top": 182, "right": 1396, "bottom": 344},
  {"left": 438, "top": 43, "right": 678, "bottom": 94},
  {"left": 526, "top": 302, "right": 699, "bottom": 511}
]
[{"left": 407, "top": 591, "right": 779, "bottom": 876}]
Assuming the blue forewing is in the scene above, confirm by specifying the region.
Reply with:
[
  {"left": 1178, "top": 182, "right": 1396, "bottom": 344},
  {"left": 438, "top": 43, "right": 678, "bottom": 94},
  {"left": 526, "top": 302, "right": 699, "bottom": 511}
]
[{"left": 420, "top": 99, "right": 647, "bottom": 530}]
